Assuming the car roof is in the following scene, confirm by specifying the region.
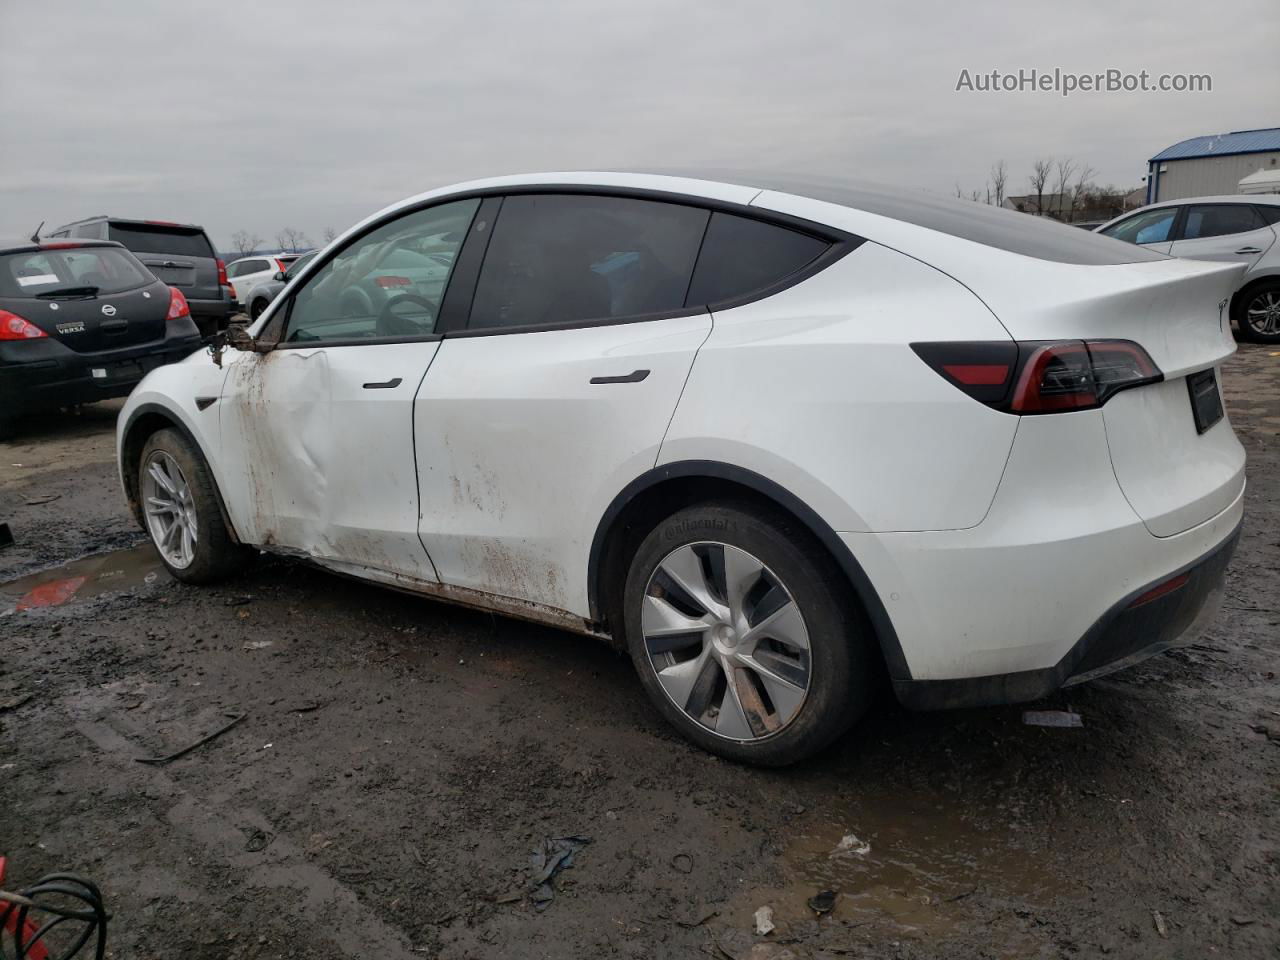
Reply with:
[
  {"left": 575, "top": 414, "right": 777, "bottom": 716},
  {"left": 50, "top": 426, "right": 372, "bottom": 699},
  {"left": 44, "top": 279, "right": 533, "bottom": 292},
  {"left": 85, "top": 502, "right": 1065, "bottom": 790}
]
[
  {"left": 0, "top": 238, "right": 125, "bottom": 255},
  {"left": 1126, "top": 194, "right": 1280, "bottom": 212}
]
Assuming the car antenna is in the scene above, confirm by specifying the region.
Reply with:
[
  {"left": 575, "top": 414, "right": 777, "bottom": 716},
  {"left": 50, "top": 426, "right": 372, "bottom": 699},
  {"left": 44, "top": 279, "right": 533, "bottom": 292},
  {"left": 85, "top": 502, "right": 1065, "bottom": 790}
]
[{"left": 30, "top": 220, "right": 44, "bottom": 243}]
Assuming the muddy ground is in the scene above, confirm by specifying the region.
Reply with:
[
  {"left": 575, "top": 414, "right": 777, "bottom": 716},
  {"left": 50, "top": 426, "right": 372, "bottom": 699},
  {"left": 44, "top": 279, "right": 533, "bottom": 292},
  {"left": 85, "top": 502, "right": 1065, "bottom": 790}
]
[{"left": 1, "top": 348, "right": 1277, "bottom": 960}]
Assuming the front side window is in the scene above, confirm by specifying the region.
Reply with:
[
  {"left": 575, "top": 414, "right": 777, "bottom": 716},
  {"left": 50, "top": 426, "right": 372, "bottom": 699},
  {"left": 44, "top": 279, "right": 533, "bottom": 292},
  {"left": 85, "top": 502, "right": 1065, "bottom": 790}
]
[
  {"left": 686, "top": 212, "right": 829, "bottom": 305},
  {"left": 1181, "top": 204, "right": 1265, "bottom": 240},
  {"left": 1101, "top": 208, "right": 1177, "bottom": 245},
  {"left": 284, "top": 198, "right": 478, "bottom": 344},
  {"left": 468, "top": 194, "right": 709, "bottom": 330}
]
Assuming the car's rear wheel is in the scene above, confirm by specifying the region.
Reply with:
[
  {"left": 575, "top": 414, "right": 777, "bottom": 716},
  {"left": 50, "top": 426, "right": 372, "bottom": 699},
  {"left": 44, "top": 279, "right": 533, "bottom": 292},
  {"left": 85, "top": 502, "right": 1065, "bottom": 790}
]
[
  {"left": 250, "top": 298, "right": 268, "bottom": 321},
  {"left": 622, "top": 502, "right": 875, "bottom": 765},
  {"left": 1235, "top": 280, "right": 1280, "bottom": 343},
  {"left": 139, "top": 428, "right": 253, "bottom": 583}
]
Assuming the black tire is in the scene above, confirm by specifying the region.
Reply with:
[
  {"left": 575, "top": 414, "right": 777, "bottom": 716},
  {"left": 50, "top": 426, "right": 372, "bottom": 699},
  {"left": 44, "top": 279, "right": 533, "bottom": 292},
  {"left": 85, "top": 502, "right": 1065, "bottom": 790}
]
[
  {"left": 0, "top": 419, "right": 15, "bottom": 442},
  {"left": 138, "top": 428, "right": 254, "bottom": 584},
  {"left": 622, "top": 501, "right": 876, "bottom": 766},
  {"left": 1233, "top": 279, "right": 1280, "bottom": 344},
  {"left": 249, "top": 298, "right": 268, "bottom": 321}
]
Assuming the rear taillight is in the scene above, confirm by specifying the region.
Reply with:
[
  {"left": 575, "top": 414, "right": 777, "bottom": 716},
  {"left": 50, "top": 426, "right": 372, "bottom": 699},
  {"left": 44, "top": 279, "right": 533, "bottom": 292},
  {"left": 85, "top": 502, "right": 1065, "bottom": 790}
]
[
  {"left": 912, "top": 339, "right": 1162, "bottom": 414},
  {"left": 0, "top": 309, "right": 47, "bottom": 340},
  {"left": 216, "top": 258, "right": 229, "bottom": 287},
  {"left": 166, "top": 287, "right": 190, "bottom": 322}
]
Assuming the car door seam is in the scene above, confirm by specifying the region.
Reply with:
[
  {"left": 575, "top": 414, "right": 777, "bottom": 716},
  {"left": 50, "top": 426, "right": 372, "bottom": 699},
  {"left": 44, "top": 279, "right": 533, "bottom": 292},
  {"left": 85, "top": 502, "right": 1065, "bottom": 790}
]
[
  {"left": 653, "top": 307, "right": 715, "bottom": 468},
  {"left": 411, "top": 345, "right": 444, "bottom": 582}
]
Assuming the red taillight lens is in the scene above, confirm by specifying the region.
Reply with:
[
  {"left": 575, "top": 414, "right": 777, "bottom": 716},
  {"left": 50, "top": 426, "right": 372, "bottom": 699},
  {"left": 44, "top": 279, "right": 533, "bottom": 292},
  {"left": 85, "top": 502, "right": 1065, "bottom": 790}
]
[
  {"left": 216, "top": 258, "right": 229, "bottom": 286},
  {"left": 166, "top": 287, "right": 190, "bottom": 321},
  {"left": 912, "top": 339, "right": 1162, "bottom": 414},
  {"left": 374, "top": 275, "right": 412, "bottom": 289},
  {"left": 0, "top": 309, "right": 48, "bottom": 340}
]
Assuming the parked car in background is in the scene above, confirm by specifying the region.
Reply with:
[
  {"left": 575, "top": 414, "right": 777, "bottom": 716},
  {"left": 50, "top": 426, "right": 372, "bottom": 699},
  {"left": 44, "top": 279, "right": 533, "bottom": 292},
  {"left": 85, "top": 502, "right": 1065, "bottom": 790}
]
[
  {"left": 0, "top": 237, "right": 202, "bottom": 439},
  {"left": 240, "top": 251, "right": 315, "bottom": 320},
  {"left": 48, "top": 217, "right": 232, "bottom": 336},
  {"left": 117, "top": 171, "right": 1244, "bottom": 765},
  {"left": 225, "top": 253, "right": 301, "bottom": 312},
  {"left": 1098, "top": 195, "right": 1280, "bottom": 342}
]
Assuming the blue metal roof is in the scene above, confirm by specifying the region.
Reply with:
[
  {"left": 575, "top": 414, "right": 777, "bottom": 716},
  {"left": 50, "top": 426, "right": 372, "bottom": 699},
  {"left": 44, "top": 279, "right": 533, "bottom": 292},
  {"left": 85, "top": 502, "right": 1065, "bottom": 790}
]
[{"left": 1151, "top": 127, "right": 1280, "bottom": 162}]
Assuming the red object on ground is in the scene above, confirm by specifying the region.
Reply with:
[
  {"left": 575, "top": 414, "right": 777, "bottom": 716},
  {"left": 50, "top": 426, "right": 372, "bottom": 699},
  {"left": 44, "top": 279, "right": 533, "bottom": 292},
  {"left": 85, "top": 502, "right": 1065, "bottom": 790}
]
[
  {"left": 15, "top": 576, "right": 86, "bottom": 611},
  {"left": 0, "top": 856, "right": 51, "bottom": 960}
]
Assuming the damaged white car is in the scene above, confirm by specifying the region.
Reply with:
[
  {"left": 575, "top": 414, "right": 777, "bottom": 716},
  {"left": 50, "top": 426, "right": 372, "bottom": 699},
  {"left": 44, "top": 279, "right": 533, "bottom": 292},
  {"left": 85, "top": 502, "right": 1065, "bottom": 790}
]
[{"left": 118, "top": 172, "right": 1246, "bottom": 764}]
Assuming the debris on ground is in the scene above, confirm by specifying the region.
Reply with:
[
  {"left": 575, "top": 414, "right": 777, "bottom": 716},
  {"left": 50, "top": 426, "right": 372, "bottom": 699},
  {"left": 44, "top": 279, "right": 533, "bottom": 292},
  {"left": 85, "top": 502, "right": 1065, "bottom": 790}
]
[
  {"left": 806, "top": 890, "right": 837, "bottom": 915},
  {"left": 754, "top": 905, "right": 775, "bottom": 935},
  {"left": 718, "top": 929, "right": 799, "bottom": 960},
  {"left": 671, "top": 904, "right": 718, "bottom": 928},
  {"left": 224, "top": 595, "right": 254, "bottom": 606},
  {"left": 0, "top": 693, "right": 33, "bottom": 713},
  {"left": 23, "top": 494, "right": 61, "bottom": 506},
  {"left": 670, "top": 852, "right": 694, "bottom": 874},
  {"left": 135, "top": 712, "right": 247, "bottom": 765},
  {"left": 513, "top": 835, "right": 591, "bottom": 911},
  {"left": 243, "top": 640, "right": 274, "bottom": 650},
  {"left": 1024, "top": 710, "right": 1085, "bottom": 728},
  {"left": 832, "top": 833, "right": 871, "bottom": 857},
  {"left": 1152, "top": 910, "right": 1168, "bottom": 938}
]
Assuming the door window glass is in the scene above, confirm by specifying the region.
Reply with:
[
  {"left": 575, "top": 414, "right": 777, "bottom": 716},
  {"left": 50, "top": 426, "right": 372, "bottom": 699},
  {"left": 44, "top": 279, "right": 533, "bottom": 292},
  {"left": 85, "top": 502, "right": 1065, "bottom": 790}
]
[
  {"left": 1181, "top": 204, "right": 1265, "bottom": 240},
  {"left": 468, "top": 194, "right": 708, "bottom": 330},
  {"left": 284, "top": 198, "right": 479, "bottom": 344},
  {"left": 687, "top": 212, "right": 829, "bottom": 305},
  {"left": 1101, "top": 208, "right": 1177, "bottom": 245}
]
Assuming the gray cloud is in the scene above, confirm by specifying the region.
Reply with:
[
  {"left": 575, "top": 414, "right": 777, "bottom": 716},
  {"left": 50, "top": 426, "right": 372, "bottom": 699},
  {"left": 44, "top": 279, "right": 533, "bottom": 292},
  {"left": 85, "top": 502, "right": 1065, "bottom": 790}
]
[{"left": 1, "top": 0, "right": 1275, "bottom": 249}]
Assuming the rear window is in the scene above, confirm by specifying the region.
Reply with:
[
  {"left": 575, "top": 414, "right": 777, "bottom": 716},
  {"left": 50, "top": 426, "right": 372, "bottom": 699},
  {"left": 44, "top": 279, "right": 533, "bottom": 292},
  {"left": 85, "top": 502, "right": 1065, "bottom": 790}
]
[
  {"left": 0, "top": 247, "right": 152, "bottom": 298},
  {"left": 108, "top": 224, "right": 214, "bottom": 259},
  {"left": 687, "top": 212, "right": 829, "bottom": 305}
]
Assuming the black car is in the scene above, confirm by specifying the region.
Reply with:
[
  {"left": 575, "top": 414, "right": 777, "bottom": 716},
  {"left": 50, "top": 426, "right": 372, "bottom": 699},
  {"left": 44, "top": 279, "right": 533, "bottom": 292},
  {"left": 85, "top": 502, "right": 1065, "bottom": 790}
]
[
  {"left": 48, "top": 217, "right": 232, "bottom": 335},
  {"left": 0, "top": 238, "right": 203, "bottom": 439}
]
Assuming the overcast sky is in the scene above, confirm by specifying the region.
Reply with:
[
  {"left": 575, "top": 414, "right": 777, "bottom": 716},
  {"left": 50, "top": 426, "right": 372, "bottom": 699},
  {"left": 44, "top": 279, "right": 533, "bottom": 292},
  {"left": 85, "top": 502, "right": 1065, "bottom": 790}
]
[{"left": 2, "top": 0, "right": 1276, "bottom": 251}]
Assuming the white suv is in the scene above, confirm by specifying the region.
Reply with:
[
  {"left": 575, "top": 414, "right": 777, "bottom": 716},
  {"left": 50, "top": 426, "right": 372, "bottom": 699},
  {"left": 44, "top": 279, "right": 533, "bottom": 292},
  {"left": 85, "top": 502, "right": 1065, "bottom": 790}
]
[
  {"left": 1098, "top": 195, "right": 1280, "bottom": 342},
  {"left": 224, "top": 253, "right": 300, "bottom": 313},
  {"left": 117, "top": 172, "right": 1246, "bottom": 765}
]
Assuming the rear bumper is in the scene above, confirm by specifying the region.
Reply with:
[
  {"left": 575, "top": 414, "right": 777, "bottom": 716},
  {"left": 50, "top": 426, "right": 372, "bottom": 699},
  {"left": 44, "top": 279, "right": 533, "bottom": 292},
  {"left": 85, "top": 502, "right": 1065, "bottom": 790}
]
[
  {"left": 891, "top": 517, "right": 1241, "bottom": 710},
  {"left": 186, "top": 294, "right": 233, "bottom": 333},
  {"left": 0, "top": 325, "right": 203, "bottom": 416}
]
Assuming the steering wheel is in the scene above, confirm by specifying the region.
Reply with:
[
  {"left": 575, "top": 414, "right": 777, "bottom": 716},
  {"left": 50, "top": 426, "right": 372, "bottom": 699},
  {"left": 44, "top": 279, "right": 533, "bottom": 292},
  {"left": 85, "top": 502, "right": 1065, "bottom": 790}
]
[{"left": 376, "top": 293, "right": 437, "bottom": 338}]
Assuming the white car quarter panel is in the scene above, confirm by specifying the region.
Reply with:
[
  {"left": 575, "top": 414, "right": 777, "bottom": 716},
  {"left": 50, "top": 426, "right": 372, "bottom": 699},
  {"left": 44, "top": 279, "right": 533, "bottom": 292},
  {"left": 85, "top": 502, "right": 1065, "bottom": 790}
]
[
  {"left": 844, "top": 410, "right": 1244, "bottom": 680},
  {"left": 659, "top": 242, "right": 1019, "bottom": 533},
  {"left": 415, "top": 313, "right": 713, "bottom": 616}
]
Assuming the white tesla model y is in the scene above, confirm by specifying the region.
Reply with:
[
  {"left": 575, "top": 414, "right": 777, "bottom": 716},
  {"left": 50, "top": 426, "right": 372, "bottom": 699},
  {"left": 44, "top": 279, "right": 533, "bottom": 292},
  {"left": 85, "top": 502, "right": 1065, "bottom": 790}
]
[{"left": 117, "top": 172, "right": 1246, "bottom": 765}]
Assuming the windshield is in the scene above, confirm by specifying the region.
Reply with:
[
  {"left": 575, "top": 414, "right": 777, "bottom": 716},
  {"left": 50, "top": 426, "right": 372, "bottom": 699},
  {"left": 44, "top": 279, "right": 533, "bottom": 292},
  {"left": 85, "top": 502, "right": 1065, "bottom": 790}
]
[{"left": 0, "top": 247, "right": 153, "bottom": 298}]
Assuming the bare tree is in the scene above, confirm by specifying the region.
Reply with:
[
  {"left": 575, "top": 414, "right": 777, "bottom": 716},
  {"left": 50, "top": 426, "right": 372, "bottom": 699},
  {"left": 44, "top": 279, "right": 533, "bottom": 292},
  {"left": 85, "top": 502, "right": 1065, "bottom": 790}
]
[
  {"left": 990, "top": 160, "right": 1008, "bottom": 207},
  {"left": 275, "top": 227, "right": 310, "bottom": 253},
  {"left": 1050, "top": 158, "right": 1077, "bottom": 221},
  {"left": 322, "top": 226, "right": 337, "bottom": 244},
  {"left": 1029, "top": 158, "right": 1053, "bottom": 216},
  {"left": 1070, "top": 164, "right": 1097, "bottom": 221},
  {"left": 954, "top": 182, "right": 965, "bottom": 199},
  {"left": 230, "top": 230, "right": 262, "bottom": 258}
]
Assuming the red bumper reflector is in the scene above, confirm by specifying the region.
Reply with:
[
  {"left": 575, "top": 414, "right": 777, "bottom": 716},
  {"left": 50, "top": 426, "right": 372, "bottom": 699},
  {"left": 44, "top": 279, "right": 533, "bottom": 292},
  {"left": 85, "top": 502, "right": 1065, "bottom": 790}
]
[{"left": 1127, "top": 572, "right": 1189, "bottom": 608}]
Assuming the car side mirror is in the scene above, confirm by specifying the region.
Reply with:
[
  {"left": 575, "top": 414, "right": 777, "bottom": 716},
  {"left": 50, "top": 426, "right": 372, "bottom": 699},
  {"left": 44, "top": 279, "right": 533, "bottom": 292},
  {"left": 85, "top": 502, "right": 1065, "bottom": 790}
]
[
  {"left": 274, "top": 270, "right": 287, "bottom": 282},
  {"left": 226, "top": 320, "right": 274, "bottom": 354}
]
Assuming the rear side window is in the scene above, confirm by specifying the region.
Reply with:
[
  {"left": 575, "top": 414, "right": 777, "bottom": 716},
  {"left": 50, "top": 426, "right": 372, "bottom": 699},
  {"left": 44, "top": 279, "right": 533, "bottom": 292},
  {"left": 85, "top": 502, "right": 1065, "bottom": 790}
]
[
  {"left": 469, "top": 195, "right": 709, "bottom": 330},
  {"left": 230, "top": 259, "right": 268, "bottom": 277},
  {"left": 687, "top": 212, "right": 829, "bottom": 306},
  {"left": 108, "top": 224, "right": 214, "bottom": 259},
  {"left": 0, "top": 248, "right": 150, "bottom": 298},
  {"left": 1181, "top": 204, "right": 1265, "bottom": 240},
  {"left": 1257, "top": 205, "right": 1280, "bottom": 226}
]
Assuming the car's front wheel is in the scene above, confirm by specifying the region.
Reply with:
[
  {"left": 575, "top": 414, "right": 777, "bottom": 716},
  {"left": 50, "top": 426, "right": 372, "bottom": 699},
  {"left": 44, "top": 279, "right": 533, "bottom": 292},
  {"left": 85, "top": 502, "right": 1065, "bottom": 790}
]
[
  {"left": 1235, "top": 280, "right": 1280, "bottom": 343},
  {"left": 622, "top": 502, "right": 875, "bottom": 765},
  {"left": 138, "top": 428, "right": 253, "bottom": 583},
  {"left": 250, "top": 298, "right": 268, "bottom": 321}
]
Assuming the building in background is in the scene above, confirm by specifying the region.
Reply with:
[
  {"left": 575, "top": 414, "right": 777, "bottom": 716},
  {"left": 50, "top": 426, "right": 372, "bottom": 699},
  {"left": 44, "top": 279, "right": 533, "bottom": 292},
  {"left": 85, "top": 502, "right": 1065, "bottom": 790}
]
[
  {"left": 1147, "top": 127, "right": 1280, "bottom": 203},
  {"left": 1002, "top": 187, "right": 1143, "bottom": 223}
]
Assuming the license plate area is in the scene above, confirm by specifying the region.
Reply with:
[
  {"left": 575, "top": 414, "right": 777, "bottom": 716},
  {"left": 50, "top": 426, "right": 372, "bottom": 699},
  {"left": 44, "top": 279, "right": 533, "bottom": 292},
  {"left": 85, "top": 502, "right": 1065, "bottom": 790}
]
[{"left": 1187, "top": 368, "right": 1223, "bottom": 434}]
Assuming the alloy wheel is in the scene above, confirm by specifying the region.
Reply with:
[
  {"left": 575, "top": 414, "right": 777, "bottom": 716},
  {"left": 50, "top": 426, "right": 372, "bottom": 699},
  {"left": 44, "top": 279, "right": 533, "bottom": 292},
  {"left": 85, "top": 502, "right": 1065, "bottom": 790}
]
[
  {"left": 1246, "top": 290, "right": 1280, "bottom": 336},
  {"left": 142, "top": 450, "right": 198, "bottom": 569},
  {"left": 641, "top": 541, "right": 811, "bottom": 741}
]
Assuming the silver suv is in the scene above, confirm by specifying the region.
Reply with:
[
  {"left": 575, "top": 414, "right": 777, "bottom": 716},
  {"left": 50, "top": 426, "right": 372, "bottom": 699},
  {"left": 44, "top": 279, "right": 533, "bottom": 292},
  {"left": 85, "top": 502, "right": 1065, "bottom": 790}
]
[{"left": 1098, "top": 195, "right": 1280, "bottom": 342}]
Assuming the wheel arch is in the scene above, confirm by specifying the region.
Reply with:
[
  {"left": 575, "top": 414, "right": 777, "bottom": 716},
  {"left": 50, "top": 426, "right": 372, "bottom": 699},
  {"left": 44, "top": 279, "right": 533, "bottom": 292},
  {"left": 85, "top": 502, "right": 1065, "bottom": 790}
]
[
  {"left": 120, "top": 402, "right": 243, "bottom": 544},
  {"left": 587, "top": 460, "right": 911, "bottom": 681},
  {"left": 1231, "top": 271, "right": 1280, "bottom": 316}
]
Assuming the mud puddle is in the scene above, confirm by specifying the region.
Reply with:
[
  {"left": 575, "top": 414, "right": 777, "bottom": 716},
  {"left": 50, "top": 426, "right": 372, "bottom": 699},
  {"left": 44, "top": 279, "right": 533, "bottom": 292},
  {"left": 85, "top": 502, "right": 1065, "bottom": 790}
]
[
  {"left": 728, "top": 791, "right": 1060, "bottom": 950},
  {"left": 0, "top": 543, "right": 168, "bottom": 613}
]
